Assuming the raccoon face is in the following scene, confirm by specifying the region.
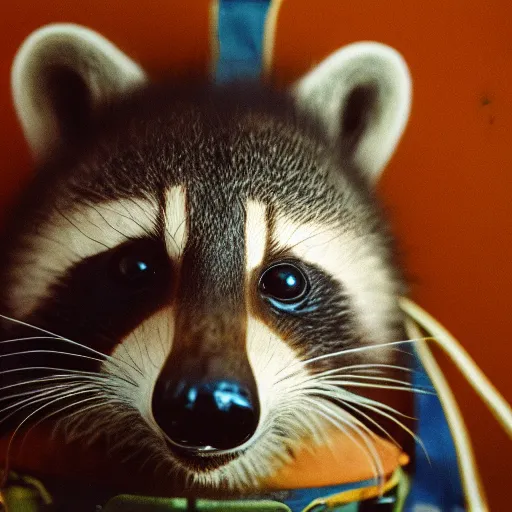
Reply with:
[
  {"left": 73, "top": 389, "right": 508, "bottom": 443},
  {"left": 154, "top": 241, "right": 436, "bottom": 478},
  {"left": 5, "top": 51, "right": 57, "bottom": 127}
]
[{"left": 0, "top": 25, "right": 412, "bottom": 490}]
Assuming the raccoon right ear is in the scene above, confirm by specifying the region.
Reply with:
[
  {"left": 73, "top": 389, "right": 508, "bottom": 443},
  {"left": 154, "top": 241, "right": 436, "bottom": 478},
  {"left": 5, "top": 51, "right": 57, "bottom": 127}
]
[
  {"left": 11, "top": 24, "right": 147, "bottom": 161},
  {"left": 292, "top": 42, "right": 411, "bottom": 184}
]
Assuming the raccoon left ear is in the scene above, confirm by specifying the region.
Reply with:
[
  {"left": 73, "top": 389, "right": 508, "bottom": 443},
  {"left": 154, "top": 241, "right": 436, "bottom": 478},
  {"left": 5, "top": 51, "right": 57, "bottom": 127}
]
[
  {"left": 292, "top": 42, "right": 411, "bottom": 183},
  {"left": 11, "top": 24, "right": 148, "bottom": 161}
]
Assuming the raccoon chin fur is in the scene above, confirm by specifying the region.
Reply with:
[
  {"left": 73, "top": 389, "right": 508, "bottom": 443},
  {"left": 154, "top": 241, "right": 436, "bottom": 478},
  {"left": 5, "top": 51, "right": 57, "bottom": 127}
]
[{"left": 0, "top": 24, "right": 414, "bottom": 492}]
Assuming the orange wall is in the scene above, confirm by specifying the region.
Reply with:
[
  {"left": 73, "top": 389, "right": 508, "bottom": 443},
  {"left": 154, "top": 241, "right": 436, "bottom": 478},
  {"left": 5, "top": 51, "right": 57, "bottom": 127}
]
[{"left": 0, "top": 0, "right": 510, "bottom": 508}]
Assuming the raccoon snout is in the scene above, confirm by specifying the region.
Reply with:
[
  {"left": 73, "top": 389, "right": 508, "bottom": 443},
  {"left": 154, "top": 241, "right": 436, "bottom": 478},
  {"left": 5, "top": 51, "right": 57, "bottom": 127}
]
[{"left": 152, "top": 377, "right": 259, "bottom": 452}]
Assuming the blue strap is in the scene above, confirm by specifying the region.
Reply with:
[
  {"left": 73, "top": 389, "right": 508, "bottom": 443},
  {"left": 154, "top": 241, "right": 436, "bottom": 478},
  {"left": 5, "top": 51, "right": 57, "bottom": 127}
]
[
  {"left": 215, "top": 0, "right": 272, "bottom": 83},
  {"left": 405, "top": 351, "right": 465, "bottom": 510}
]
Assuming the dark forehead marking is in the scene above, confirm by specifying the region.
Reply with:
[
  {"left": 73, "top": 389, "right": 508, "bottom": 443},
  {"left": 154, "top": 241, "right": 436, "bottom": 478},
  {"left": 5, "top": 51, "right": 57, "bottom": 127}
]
[
  {"left": 179, "top": 177, "right": 246, "bottom": 308},
  {"left": 34, "top": 84, "right": 343, "bottom": 211}
]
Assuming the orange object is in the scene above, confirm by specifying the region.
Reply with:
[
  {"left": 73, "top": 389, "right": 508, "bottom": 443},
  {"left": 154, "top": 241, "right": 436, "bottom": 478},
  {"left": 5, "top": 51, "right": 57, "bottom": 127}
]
[{"left": 263, "top": 429, "right": 408, "bottom": 490}]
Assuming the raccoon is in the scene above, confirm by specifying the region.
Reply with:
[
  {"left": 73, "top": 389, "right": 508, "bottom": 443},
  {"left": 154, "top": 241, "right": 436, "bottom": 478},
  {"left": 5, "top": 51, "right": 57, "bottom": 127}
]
[{"left": 0, "top": 24, "right": 414, "bottom": 497}]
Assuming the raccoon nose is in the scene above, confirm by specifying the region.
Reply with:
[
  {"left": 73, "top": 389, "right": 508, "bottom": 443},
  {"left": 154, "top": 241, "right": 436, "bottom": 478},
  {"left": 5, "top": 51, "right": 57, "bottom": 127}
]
[{"left": 152, "top": 378, "right": 259, "bottom": 451}]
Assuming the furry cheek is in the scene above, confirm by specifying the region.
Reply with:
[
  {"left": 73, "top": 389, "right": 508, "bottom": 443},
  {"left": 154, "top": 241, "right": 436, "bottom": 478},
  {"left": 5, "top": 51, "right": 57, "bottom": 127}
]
[{"left": 101, "top": 307, "right": 174, "bottom": 430}]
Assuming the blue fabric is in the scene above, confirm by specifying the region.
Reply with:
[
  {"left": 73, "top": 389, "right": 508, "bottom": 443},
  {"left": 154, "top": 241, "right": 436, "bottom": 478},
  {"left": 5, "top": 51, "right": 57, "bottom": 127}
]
[
  {"left": 215, "top": 0, "right": 271, "bottom": 83},
  {"left": 405, "top": 350, "right": 465, "bottom": 511}
]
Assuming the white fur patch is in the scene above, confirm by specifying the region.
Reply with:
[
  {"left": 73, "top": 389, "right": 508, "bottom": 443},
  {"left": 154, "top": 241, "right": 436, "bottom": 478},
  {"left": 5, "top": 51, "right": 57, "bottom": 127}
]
[
  {"left": 7, "top": 198, "right": 159, "bottom": 318},
  {"left": 245, "top": 201, "right": 267, "bottom": 272},
  {"left": 273, "top": 212, "right": 398, "bottom": 344},
  {"left": 164, "top": 186, "right": 188, "bottom": 260},
  {"left": 103, "top": 307, "right": 174, "bottom": 429}
]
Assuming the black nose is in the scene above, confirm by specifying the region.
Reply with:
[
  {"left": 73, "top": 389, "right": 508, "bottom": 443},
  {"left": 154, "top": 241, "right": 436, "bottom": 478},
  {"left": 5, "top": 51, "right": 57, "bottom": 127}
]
[{"left": 152, "top": 378, "right": 259, "bottom": 451}]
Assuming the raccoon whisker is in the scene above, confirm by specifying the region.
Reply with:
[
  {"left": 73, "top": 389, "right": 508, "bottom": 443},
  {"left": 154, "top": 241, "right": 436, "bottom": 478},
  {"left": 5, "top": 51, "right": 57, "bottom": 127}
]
[
  {"left": 8, "top": 388, "right": 105, "bottom": 437},
  {"left": 301, "top": 231, "right": 351, "bottom": 260},
  {"left": 339, "top": 368, "right": 397, "bottom": 376},
  {"left": 153, "top": 320, "right": 166, "bottom": 365},
  {"left": 97, "top": 193, "right": 160, "bottom": 233},
  {"left": 0, "top": 373, "right": 111, "bottom": 394},
  {"left": 0, "top": 349, "right": 108, "bottom": 365},
  {"left": 85, "top": 201, "right": 157, "bottom": 240},
  {"left": 273, "top": 339, "right": 427, "bottom": 385},
  {"left": 87, "top": 202, "right": 153, "bottom": 244},
  {"left": 291, "top": 404, "right": 329, "bottom": 446},
  {"left": 0, "top": 382, "right": 94, "bottom": 404},
  {"left": 274, "top": 361, "right": 418, "bottom": 388},
  {"left": 0, "top": 382, "right": 120, "bottom": 423},
  {"left": 136, "top": 327, "right": 159, "bottom": 371},
  {"left": 301, "top": 397, "right": 383, "bottom": 484},
  {"left": 323, "top": 373, "right": 432, "bottom": 389},
  {"left": 340, "top": 391, "right": 418, "bottom": 421},
  {"left": 105, "top": 415, "right": 156, "bottom": 454},
  {"left": 115, "top": 339, "right": 145, "bottom": 378},
  {"left": 0, "top": 383, "right": 100, "bottom": 422},
  {"left": 280, "top": 362, "right": 416, "bottom": 384},
  {"left": 85, "top": 327, "right": 146, "bottom": 378},
  {"left": 57, "top": 401, "right": 133, "bottom": 448},
  {"left": 0, "top": 366, "right": 137, "bottom": 388},
  {"left": 297, "top": 337, "right": 430, "bottom": 367},
  {"left": 45, "top": 400, "right": 119, "bottom": 445},
  {"left": 11, "top": 393, "right": 113, "bottom": 472},
  {"left": 1, "top": 386, "right": 104, "bottom": 478},
  {"left": 339, "top": 393, "right": 430, "bottom": 463},
  {"left": 297, "top": 384, "right": 416, "bottom": 422},
  {"left": 0, "top": 366, "right": 104, "bottom": 377},
  {"left": 339, "top": 400, "right": 402, "bottom": 450},
  {"left": 308, "top": 384, "right": 428, "bottom": 459},
  {"left": 164, "top": 224, "right": 182, "bottom": 255},
  {"left": 0, "top": 314, "right": 141, "bottom": 375},
  {"left": 293, "top": 385, "right": 421, "bottom": 470},
  {"left": 0, "top": 335, "right": 62, "bottom": 343},
  {"left": 172, "top": 218, "right": 186, "bottom": 241},
  {"left": 322, "top": 380, "right": 435, "bottom": 395},
  {"left": 55, "top": 206, "right": 110, "bottom": 249},
  {"left": 52, "top": 395, "right": 130, "bottom": 434},
  {"left": 126, "top": 328, "right": 151, "bottom": 374},
  {"left": 280, "top": 221, "right": 339, "bottom": 255},
  {"left": 127, "top": 324, "right": 146, "bottom": 372},
  {"left": 317, "top": 362, "right": 415, "bottom": 376},
  {"left": 1, "top": 391, "right": 106, "bottom": 485}
]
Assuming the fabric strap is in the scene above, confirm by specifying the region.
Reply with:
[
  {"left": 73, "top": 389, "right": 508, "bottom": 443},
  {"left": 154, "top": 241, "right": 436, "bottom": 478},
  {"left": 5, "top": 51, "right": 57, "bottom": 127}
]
[{"left": 214, "top": 0, "right": 272, "bottom": 83}]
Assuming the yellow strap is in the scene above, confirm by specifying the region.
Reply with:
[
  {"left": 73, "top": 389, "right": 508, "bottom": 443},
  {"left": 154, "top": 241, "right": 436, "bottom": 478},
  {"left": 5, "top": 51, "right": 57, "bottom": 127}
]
[
  {"left": 262, "top": 0, "right": 285, "bottom": 78},
  {"left": 302, "top": 468, "right": 401, "bottom": 512}
]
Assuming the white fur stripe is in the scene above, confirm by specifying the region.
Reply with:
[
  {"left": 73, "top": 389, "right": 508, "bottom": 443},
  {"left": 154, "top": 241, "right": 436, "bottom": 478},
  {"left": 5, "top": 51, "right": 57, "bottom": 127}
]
[
  {"left": 105, "top": 307, "right": 174, "bottom": 429},
  {"left": 245, "top": 201, "right": 267, "bottom": 272},
  {"left": 164, "top": 186, "right": 188, "bottom": 260},
  {"left": 7, "top": 198, "right": 158, "bottom": 318},
  {"left": 273, "top": 212, "right": 397, "bottom": 343}
]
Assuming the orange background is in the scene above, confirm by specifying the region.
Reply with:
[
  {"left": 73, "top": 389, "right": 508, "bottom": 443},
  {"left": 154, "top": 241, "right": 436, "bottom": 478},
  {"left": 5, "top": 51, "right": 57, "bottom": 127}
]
[{"left": 0, "top": 0, "right": 510, "bottom": 508}]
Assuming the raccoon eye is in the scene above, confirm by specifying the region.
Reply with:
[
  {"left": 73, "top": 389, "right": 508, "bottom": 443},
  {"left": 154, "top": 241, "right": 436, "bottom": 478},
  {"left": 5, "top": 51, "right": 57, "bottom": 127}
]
[
  {"left": 111, "top": 240, "right": 168, "bottom": 287},
  {"left": 259, "top": 262, "right": 309, "bottom": 303}
]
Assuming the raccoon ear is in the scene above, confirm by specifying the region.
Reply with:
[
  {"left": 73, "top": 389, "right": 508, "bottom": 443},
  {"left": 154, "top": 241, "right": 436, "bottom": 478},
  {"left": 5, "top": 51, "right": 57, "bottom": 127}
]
[
  {"left": 293, "top": 42, "right": 411, "bottom": 183},
  {"left": 11, "top": 24, "right": 147, "bottom": 160}
]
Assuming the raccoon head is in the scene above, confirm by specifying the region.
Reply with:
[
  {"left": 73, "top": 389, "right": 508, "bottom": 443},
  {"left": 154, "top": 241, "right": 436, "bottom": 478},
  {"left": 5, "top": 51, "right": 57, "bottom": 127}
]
[{"left": 0, "top": 24, "right": 412, "bottom": 491}]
